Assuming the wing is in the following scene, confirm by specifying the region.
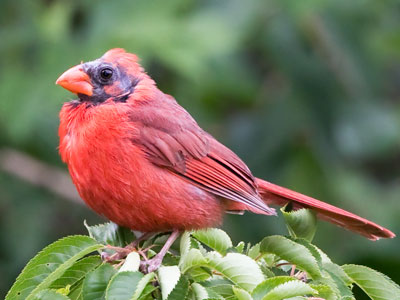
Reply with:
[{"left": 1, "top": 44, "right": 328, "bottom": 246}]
[{"left": 129, "top": 97, "right": 275, "bottom": 215}]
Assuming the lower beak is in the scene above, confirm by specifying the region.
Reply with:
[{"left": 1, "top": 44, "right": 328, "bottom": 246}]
[{"left": 56, "top": 65, "right": 93, "bottom": 96}]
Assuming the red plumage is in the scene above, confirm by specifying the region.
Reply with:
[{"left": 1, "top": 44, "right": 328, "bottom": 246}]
[{"left": 57, "top": 48, "right": 395, "bottom": 241}]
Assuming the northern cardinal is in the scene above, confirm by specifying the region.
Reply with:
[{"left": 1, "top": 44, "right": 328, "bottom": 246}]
[{"left": 56, "top": 49, "right": 395, "bottom": 271}]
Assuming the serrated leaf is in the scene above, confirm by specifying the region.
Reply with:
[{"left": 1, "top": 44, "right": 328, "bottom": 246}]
[
  {"left": 295, "top": 241, "right": 352, "bottom": 285},
  {"left": 322, "top": 268, "right": 354, "bottom": 299},
  {"left": 291, "top": 238, "right": 322, "bottom": 266},
  {"left": 234, "top": 242, "right": 245, "bottom": 253},
  {"left": 50, "top": 256, "right": 102, "bottom": 289},
  {"left": 105, "top": 271, "right": 143, "bottom": 300},
  {"left": 206, "top": 252, "right": 264, "bottom": 292},
  {"left": 137, "top": 285, "right": 157, "bottom": 300},
  {"left": 192, "top": 283, "right": 209, "bottom": 300},
  {"left": 180, "top": 248, "right": 208, "bottom": 273},
  {"left": 310, "top": 284, "right": 337, "bottom": 300},
  {"left": 232, "top": 286, "right": 252, "bottom": 300},
  {"left": 323, "top": 262, "right": 352, "bottom": 286},
  {"left": 281, "top": 207, "right": 317, "bottom": 242},
  {"left": 119, "top": 252, "right": 141, "bottom": 272},
  {"left": 260, "top": 235, "right": 322, "bottom": 279},
  {"left": 6, "top": 235, "right": 103, "bottom": 300},
  {"left": 30, "top": 289, "right": 70, "bottom": 300},
  {"left": 158, "top": 266, "right": 181, "bottom": 300},
  {"left": 82, "top": 263, "right": 116, "bottom": 300},
  {"left": 132, "top": 273, "right": 155, "bottom": 300},
  {"left": 270, "top": 267, "right": 288, "bottom": 277},
  {"left": 342, "top": 264, "right": 400, "bottom": 300},
  {"left": 247, "top": 243, "right": 260, "bottom": 260},
  {"left": 200, "top": 278, "right": 235, "bottom": 298},
  {"left": 260, "top": 263, "right": 275, "bottom": 278},
  {"left": 180, "top": 231, "right": 192, "bottom": 258},
  {"left": 68, "top": 280, "right": 84, "bottom": 300},
  {"left": 252, "top": 276, "right": 296, "bottom": 300},
  {"left": 263, "top": 279, "right": 317, "bottom": 300},
  {"left": 193, "top": 229, "right": 233, "bottom": 255},
  {"left": 188, "top": 267, "right": 212, "bottom": 282},
  {"left": 166, "top": 274, "right": 189, "bottom": 300},
  {"left": 84, "top": 221, "right": 135, "bottom": 247}
]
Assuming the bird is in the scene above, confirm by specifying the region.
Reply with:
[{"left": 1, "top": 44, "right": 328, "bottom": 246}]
[{"left": 56, "top": 48, "right": 395, "bottom": 272}]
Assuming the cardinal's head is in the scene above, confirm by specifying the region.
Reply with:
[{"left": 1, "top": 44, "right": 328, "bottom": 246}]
[{"left": 56, "top": 48, "right": 154, "bottom": 104}]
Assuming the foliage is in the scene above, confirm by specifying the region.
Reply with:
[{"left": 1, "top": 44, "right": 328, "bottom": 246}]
[{"left": 5, "top": 210, "right": 400, "bottom": 300}]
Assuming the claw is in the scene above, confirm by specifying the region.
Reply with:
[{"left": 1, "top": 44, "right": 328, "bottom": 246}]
[
  {"left": 139, "top": 230, "right": 180, "bottom": 273},
  {"left": 140, "top": 255, "right": 164, "bottom": 273}
]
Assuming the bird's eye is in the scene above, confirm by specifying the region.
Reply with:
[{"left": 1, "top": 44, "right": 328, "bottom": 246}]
[{"left": 100, "top": 68, "right": 113, "bottom": 81}]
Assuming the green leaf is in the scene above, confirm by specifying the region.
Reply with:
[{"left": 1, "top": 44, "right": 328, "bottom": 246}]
[
  {"left": 68, "top": 280, "right": 84, "bottom": 300},
  {"left": 252, "top": 277, "right": 296, "bottom": 300},
  {"left": 158, "top": 266, "right": 181, "bottom": 300},
  {"left": 234, "top": 242, "right": 245, "bottom": 254},
  {"left": 82, "top": 263, "right": 116, "bottom": 300},
  {"left": 137, "top": 285, "right": 157, "bottom": 300},
  {"left": 281, "top": 207, "right": 317, "bottom": 242},
  {"left": 105, "top": 271, "right": 144, "bottom": 300},
  {"left": 322, "top": 268, "right": 354, "bottom": 299},
  {"left": 156, "top": 267, "right": 189, "bottom": 300},
  {"left": 179, "top": 231, "right": 192, "bottom": 258},
  {"left": 188, "top": 267, "right": 212, "bottom": 282},
  {"left": 180, "top": 248, "right": 208, "bottom": 273},
  {"left": 119, "top": 252, "right": 141, "bottom": 272},
  {"left": 247, "top": 243, "right": 260, "bottom": 260},
  {"left": 6, "top": 235, "right": 103, "bottom": 300},
  {"left": 50, "top": 256, "right": 102, "bottom": 289},
  {"left": 295, "top": 240, "right": 352, "bottom": 286},
  {"left": 192, "top": 228, "right": 233, "bottom": 255},
  {"left": 166, "top": 275, "right": 189, "bottom": 300},
  {"left": 192, "top": 283, "right": 209, "bottom": 300},
  {"left": 323, "top": 262, "right": 352, "bottom": 286},
  {"left": 200, "top": 278, "right": 235, "bottom": 298},
  {"left": 310, "top": 284, "right": 337, "bottom": 300},
  {"left": 291, "top": 238, "right": 322, "bottom": 267},
  {"left": 30, "top": 289, "right": 70, "bottom": 300},
  {"left": 232, "top": 286, "right": 252, "bottom": 300},
  {"left": 84, "top": 221, "right": 135, "bottom": 247},
  {"left": 55, "top": 285, "right": 71, "bottom": 296},
  {"left": 342, "top": 264, "right": 400, "bottom": 300},
  {"left": 132, "top": 273, "right": 155, "bottom": 300},
  {"left": 262, "top": 279, "right": 317, "bottom": 300},
  {"left": 260, "top": 235, "right": 322, "bottom": 279},
  {"left": 206, "top": 252, "right": 264, "bottom": 292}
]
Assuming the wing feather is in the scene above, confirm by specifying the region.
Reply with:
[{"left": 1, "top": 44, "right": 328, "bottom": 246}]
[{"left": 129, "top": 97, "right": 275, "bottom": 215}]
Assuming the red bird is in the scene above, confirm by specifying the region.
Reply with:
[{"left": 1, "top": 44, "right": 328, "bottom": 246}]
[{"left": 56, "top": 49, "right": 394, "bottom": 271}]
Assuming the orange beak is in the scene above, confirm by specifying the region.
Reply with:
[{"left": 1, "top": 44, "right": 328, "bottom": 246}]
[{"left": 56, "top": 65, "right": 93, "bottom": 96}]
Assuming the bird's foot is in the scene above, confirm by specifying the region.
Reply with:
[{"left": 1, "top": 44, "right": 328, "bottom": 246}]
[
  {"left": 101, "top": 245, "right": 134, "bottom": 262},
  {"left": 140, "top": 254, "right": 164, "bottom": 273},
  {"left": 139, "top": 230, "right": 180, "bottom": 273}
]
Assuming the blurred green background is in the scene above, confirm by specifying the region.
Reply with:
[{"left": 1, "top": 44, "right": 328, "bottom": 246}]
[{"left": 1, "top": 0, "right": 400, "bottom": 298}]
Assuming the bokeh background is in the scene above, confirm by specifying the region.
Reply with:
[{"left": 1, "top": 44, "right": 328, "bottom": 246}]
[{"left": 1, "top": 0, "right": 400, "bottom": 298}]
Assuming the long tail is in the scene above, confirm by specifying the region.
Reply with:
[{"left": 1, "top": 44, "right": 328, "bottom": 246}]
[{"left": 256, "top": 178, "right": 395, "bottom": 240}]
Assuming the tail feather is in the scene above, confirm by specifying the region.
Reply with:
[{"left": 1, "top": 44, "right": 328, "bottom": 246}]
[{"left": 256, "top": 178, "right": 395, "bottom": 240}]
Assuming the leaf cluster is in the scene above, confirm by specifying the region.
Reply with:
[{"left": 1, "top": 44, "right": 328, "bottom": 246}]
[{"left": 5, "top": 209, "right": 400, "bottom": 300}]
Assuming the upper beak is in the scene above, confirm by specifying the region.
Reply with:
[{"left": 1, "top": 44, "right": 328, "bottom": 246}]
[{"left": 56, "top": 65, "right": 93, "bottom": 96}]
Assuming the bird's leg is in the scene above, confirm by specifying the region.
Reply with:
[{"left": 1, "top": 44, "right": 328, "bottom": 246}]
[
  {"left": 101, "top": 246, "right": 132, "bottom": 262},
  {"left": 129, "top": 231, "right": 156, "bottom": 249},
  {"left": 140, "top": 230, "right": 180, "bottom": 273},
  {"left": 102, "top": 232, "right": 155, "bottom": 262}
]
